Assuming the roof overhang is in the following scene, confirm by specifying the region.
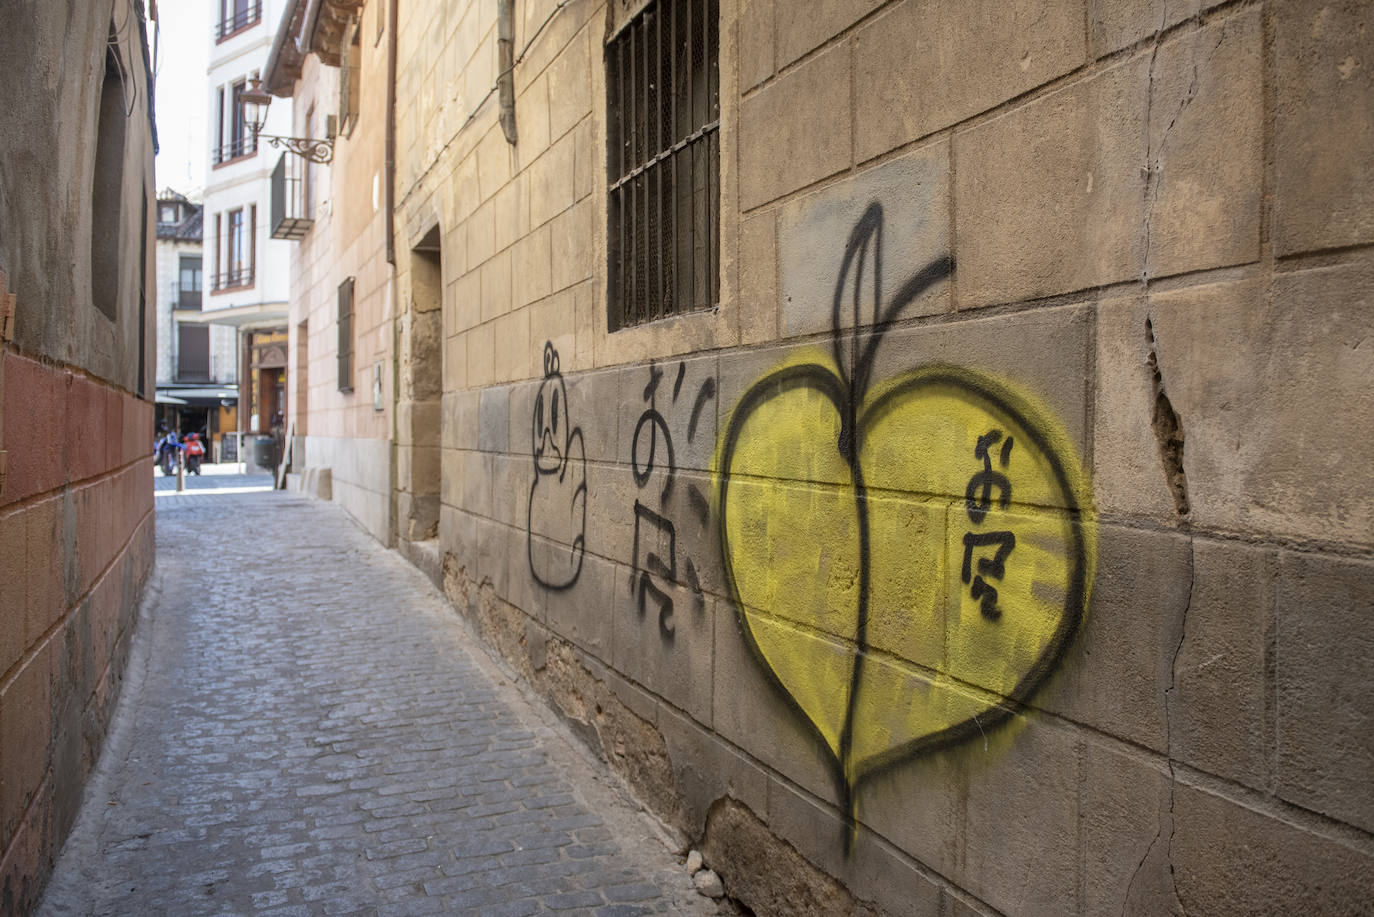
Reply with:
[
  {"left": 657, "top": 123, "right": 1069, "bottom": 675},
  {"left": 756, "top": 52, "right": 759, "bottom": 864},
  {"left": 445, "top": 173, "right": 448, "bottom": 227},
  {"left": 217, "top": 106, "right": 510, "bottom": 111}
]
[
  {"left": 264, "top": 0, "right": 365, "bottom": 95},
  {"left": 175, "top": 302, "right": 289, "bottom": 330}
]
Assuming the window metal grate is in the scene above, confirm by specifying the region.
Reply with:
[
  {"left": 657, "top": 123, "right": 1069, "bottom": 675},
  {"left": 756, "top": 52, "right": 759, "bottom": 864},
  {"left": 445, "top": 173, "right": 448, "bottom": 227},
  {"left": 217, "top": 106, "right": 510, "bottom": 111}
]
[
  {"left": 607, "top": 0, "right": 719, "bottom": 331},
  {"left": 338, "top": 277, "right": 355, "bottom": 392}
]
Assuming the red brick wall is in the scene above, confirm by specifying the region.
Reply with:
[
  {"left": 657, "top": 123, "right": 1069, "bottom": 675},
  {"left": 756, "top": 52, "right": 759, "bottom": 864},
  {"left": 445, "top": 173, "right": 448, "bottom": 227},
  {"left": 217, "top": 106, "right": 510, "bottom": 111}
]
[{"left": 0, "top": 350, "right": 155, "bottom": 912}]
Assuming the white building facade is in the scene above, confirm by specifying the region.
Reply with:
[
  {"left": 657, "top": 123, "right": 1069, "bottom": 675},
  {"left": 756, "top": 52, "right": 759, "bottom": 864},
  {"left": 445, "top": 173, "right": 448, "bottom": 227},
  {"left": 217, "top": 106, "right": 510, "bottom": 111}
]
[{"left": 198, "top": 0, "right": 293, "bottom": 444}]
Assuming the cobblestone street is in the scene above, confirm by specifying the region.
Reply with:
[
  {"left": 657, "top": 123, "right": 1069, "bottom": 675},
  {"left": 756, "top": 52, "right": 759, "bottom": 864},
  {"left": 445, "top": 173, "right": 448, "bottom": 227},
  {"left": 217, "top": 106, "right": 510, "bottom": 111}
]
[{"left": 36, "top": 471, "right": 717, "bottom": 917}]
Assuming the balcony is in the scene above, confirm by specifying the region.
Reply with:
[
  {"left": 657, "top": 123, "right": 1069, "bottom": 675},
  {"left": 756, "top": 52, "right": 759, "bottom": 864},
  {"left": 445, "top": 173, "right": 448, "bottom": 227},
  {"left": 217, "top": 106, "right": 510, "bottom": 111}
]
[
  {"left": 211, "top": 266, "right": 255, "bottom": 292},
  {"left": 212, "top": 135, "right": 257, "bottom": 167},
  {"left": 270, "top": 154, "right": 314, "bottom": 240},
  {"left": 215, "top": 1, "right": 263, "bottom": 41}
]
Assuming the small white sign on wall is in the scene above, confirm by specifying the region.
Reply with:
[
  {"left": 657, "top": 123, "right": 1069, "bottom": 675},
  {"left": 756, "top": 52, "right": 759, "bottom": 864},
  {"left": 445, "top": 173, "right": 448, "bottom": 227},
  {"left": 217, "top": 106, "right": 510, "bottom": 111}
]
[{"left": 372, "top": 361, "right": 384, "bottom": 412}]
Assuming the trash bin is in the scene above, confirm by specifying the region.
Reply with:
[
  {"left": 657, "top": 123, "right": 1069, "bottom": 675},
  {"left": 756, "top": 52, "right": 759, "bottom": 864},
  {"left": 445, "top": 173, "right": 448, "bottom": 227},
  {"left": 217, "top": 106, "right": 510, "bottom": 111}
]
[{"left": 251, "top": 435, "right": 280, "bottom": 471}]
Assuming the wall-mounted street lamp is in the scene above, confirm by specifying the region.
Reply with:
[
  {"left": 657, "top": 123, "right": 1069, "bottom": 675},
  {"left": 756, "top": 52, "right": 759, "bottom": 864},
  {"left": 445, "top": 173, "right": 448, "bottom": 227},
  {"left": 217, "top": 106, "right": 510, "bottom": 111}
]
[{"left": 242, "top": 79, "right": 335, "bottom": 164}]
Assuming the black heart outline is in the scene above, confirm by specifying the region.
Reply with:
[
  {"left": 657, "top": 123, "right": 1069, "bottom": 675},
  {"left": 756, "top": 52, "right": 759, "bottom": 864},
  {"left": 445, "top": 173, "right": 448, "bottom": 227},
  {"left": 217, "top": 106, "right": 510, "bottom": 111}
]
[{"left": 715, "top": 203, "right": 1092, "bottom": 848}]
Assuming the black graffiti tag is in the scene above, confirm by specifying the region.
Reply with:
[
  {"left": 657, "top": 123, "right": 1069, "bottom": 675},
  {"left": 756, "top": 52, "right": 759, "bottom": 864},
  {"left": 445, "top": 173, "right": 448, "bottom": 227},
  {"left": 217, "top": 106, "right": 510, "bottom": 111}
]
[
  {"left": 961, "top": 429, "right": 1016, "bottom": 620},
  {"left": 629, "top": 360, "right": 712, "bottom": 641}
]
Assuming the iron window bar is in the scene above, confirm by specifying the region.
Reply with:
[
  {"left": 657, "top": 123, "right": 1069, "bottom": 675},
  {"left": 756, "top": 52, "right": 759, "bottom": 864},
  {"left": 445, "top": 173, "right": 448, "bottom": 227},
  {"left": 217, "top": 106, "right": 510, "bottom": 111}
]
[{"left": 607, "top": 0, "right": 719, "bottom": 331}]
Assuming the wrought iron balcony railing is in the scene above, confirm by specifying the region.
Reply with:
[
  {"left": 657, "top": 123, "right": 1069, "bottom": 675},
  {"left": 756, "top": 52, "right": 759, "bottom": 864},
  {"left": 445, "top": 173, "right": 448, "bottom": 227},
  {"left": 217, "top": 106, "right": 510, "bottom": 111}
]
[
  {"left": 210, "top": 266, "right": 254, "bottom": 292},
  {"left": 270, "top": 153, "right": 314, "bottom": 240},
  {"left": 215, "top": 1, "right": 262, "bottom": 41}
]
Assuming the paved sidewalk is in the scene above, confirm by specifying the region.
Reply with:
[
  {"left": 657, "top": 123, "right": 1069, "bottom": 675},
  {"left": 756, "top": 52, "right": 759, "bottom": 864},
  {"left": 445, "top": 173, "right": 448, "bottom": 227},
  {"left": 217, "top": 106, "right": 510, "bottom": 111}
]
[{"left": 38, "top": 479, "right": 717, "bottom": 916}]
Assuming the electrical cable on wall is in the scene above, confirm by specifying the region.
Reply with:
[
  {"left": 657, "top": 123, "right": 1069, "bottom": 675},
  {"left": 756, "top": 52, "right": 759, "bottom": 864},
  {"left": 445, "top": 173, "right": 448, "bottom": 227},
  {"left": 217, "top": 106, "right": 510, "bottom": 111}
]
[{"left": 458, "top": 0, "right": 571, "bottom": 135}]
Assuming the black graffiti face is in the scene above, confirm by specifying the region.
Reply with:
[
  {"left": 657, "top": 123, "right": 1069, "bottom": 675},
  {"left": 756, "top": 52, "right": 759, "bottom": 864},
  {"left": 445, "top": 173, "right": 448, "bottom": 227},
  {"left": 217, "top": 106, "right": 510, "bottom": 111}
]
[
  {"left": 532, "top": 372, "right": 570, "bottom": 474},
  {"left": 527, "top": 342, "right": 587, "bottom": 591}
]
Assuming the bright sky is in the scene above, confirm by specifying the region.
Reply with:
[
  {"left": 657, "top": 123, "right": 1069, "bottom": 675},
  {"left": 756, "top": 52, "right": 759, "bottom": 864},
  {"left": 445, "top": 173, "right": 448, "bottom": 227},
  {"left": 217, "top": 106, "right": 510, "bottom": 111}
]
[{"left": 150, "top": 0, "right": 211, "bottom": 198}]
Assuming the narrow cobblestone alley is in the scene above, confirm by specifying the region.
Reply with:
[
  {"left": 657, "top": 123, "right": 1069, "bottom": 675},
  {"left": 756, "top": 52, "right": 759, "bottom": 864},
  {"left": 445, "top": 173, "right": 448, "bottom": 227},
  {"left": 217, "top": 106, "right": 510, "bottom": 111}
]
[{"left": 36, "top": 472, "right": 718, "bottom": 917}]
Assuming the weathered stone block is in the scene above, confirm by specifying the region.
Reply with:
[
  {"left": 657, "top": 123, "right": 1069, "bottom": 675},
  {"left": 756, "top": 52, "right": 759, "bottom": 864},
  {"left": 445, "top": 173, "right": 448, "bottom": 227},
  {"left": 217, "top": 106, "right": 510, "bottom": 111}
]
[
  {"left": 465, "top": 199, "right": 497, "bottom": 267},
  {"left": 514, "top": 73, "right": 550, "bottom": 159},
  {"left": 657, "top": 703, "right": 769, "bottom": 836},
  {"left": 2, "top": 352, "right": 67, "bottom": 505},
  {"left": 410, "top": 399, "right": 442, "bottom": 448},
  {"left": 492, "top": 307, "right": 531, "bottom": 382},
  {"left": 0, "top": 506, "right": 27, "bottom": 675},
  {"left": 957, "top": 716, "right": 1081, "bottom": 914},
  {"left": 868, "top": 304, "right": 1093, "bottom": 456},
  {"left": 711, "top": 599, "right": 845, "bottom": 807},
  {"left": 546, "top": 24, "right": 590, "bottom": 142},
  {"left": 488, "top": 453, "right": 530, "bottom": 528},
  {"left": 1040, "top": 524, "right": 1190, "bottom": 754},
  {"left": 465, "top": 321, "right": 495, "bottom": 388},
  {"left": 738, "top": 210, "right": 778, "bottom": 345},
  {"left": 473, "top": 516, "right": 514, "bottom": 597},
  {"left": 478, "top": 385, "right": 511, "bottom": 453},
  {"left": 1275, "top": 551, "right": 1374, "bottom": 834},
  {"left": 1088, "top": 0, "right": 1227, "bottom": 57},
  {"left": 849, "top": 735, "right": 962, "bottom": 883},
  {"left": 523, "top": 291, "right": 574, "bottom": 381},
  {"left": 775, "top": 0, "right": 882, "bottom": 69},
  {"left": 739, "top": 41, "right": 851, "bottom": 210},
  {"left": 492, "top": 172, "right": 528, "bottom": 257},
  {"left": 544, "top": 549, "right": 616, "bottom": 659},
  {"left": 528, "top": 134, "right": 575, "bottom": 230},
  {"left": 1173, "top": 783, "right": 1374, "bottom": 911},
  {"left": 439, "top": 504, "right": 478, "bottom": 578},
  {"left": 512, "top": 224, "right": 552, "bottom": 308},
  {"left": 1146, "top": 9, "right": 1263, "bottom": 279},
  {"left": 615, "top": 353, "right": 718, "bottom": 475},
  {"left": 954, "top": 53, "right": 1148, "bottom": 309},
  {"left": 1093, "top": 293, "right": 1178, "bottom": 521},
  {"left": 1170, "top": 538, "right": 1272, "bottom": 790},
  {"left": 1274, "top": 0, "right": 1374, "bottom": 254},
  {"left": 1079, "top": 740, "right": 1174, "bottom": 916},
  {"left": 560, "top": 367, "right": 625, "bottom": 465},
  {"left": 441, "top": 389, "right": 480, "bottom": 451},
  {"left": 0, "top": 643, "right": 52, "bottom": 849},
  {"left": 610, "top": 571, "right": 714, "bottom": 726},
  {"left": 1148, "top": 266, "right": 1374, "bottom": 547},
  {"left": 502, "top": 522, "right": 546, "bottom": 624},
  {"left": 572, "top": 117, "right": 594, "bottom": 203},
  {"left": 449, "top": 263, "right": 481, "bottom": 335},
  {"left": 779, "top": 143, "right": 950, "bottom": 339},
  {"left": 550, "top": 196, "right": 593, "bottom": 295},
  {"left": 475, "top": 125, "right": 513, "bottom": 204},
  {"left": 738, "top": 0, "right": 774, "bottom": 92},
  {"left": 855, "top": 0, "right": 1086, "bottom": 163},
  {"left": 440, "top": 446, "right": 463, "bottom": 508},
  {"left": 458, "top": 449, "right": 493, "bottom": 519}
]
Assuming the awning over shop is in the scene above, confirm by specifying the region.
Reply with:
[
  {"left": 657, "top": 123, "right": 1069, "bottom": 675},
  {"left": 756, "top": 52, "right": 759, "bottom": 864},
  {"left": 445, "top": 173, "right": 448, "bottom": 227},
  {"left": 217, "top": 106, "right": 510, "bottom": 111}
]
[
  {"left": 174, "top": 300, "right": 288, "bottom": 330},
  {"left": 155, "top": 385, "right": 239, "bottom": 407}
]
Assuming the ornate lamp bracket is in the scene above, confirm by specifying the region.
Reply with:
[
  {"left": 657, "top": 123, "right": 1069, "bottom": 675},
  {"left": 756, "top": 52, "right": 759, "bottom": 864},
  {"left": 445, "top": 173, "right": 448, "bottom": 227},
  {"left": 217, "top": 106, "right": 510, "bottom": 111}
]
[{"left": 262, "top": 134, "right": 334, "bottom": 164}]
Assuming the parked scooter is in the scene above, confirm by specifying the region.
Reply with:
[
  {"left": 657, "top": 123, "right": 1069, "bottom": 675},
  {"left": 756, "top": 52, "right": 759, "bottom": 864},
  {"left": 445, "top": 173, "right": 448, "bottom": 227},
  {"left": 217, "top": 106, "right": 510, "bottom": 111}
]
[
  {"left": 184, "top": 433, "right": 205, "bottom": 475},
  {"left": 155, "top": 431, "right": 183, "bottom": 476}
]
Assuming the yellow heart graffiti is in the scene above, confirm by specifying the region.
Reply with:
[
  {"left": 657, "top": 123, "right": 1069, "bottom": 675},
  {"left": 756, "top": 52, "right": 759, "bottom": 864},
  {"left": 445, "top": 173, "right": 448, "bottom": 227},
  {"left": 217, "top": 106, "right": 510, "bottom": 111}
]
[{"left": 714, "top": 204, "right": 1095, "bottom": 838}]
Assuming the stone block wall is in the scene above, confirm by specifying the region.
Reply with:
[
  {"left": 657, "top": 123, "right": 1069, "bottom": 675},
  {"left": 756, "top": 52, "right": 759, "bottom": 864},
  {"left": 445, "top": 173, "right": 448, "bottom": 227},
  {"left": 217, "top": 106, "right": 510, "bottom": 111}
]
[
  {"left": 284, "top": 44, "right": 397, "bottom": 544},
  {"left": 0, "top": 1, "right": 158, "bottom": 910},
  {"left": 388, "top": 0, "right": 1374, "bottom": 913}
]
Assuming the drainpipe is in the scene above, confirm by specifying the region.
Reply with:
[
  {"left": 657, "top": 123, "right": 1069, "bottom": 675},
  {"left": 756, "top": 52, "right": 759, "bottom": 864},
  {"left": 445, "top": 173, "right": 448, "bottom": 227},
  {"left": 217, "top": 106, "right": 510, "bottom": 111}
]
[
  {"left": 386, "top": 0, "right": 400, "bottom": 546},
  {"left": 385, "top": 0, "right": 398, "bottom": 266},
  {"left": 497, "top": 0, "right": 518, "bottom": 144}
]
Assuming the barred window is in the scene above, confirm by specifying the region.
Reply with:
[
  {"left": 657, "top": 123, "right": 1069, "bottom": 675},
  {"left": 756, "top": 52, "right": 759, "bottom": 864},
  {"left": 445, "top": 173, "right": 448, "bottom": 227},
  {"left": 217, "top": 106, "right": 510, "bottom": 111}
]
[
  {"left": 607, "top": 0, "right": 719, "bottom": 331},
  {"left": 337, "top": 277, "right": 354, "bottom": 392}
]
